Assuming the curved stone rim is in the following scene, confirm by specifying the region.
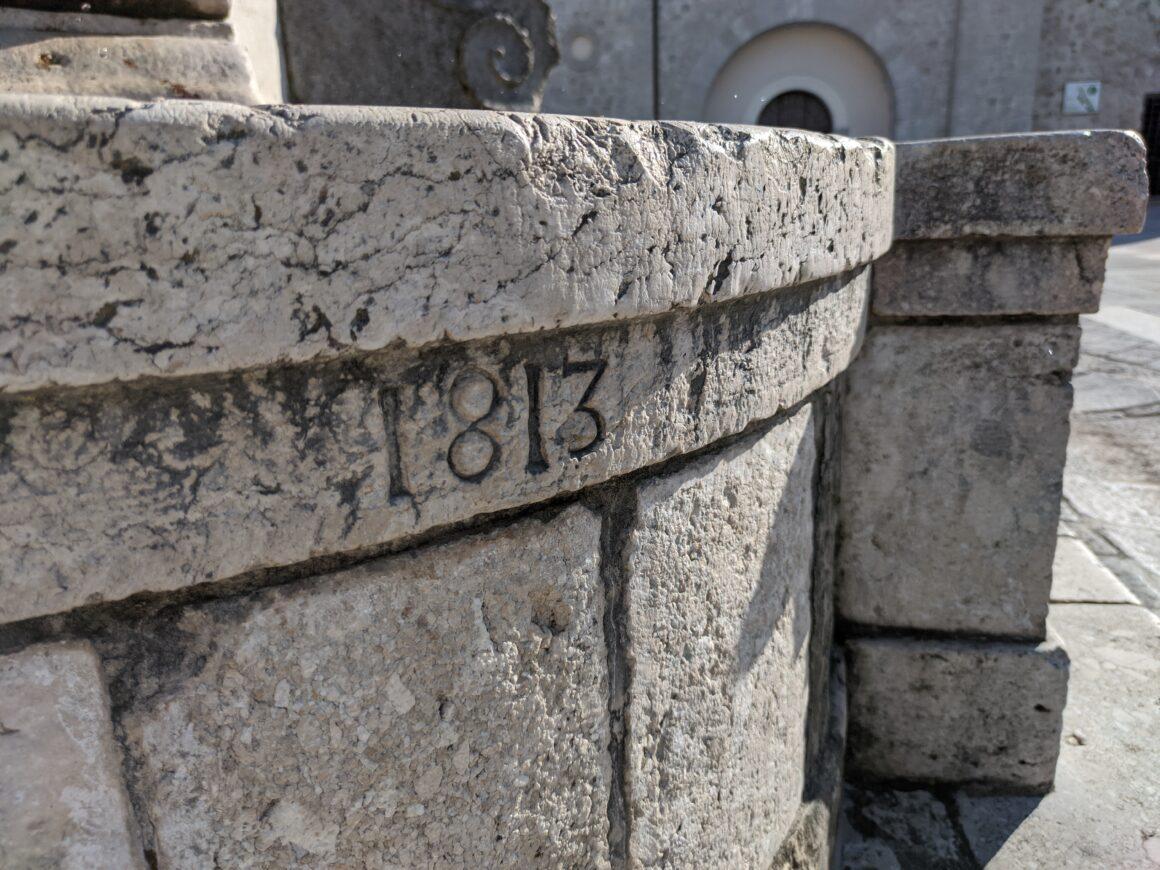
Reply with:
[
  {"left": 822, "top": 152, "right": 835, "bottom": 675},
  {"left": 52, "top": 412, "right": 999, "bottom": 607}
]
[
  {"left": 0, "top": 267, "right": 869, "bottom": 625},
  {"left": 0, "top": 95, "right": 893, "bottom": 393}
]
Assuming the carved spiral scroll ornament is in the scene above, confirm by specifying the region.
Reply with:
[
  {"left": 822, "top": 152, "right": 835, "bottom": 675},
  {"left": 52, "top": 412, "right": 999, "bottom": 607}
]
[
  {"left": 432, "top": 0, "right": 559, "bottom": 111},
  {"left": 460, "top": 14, "right": 535, "bottom": 105}
]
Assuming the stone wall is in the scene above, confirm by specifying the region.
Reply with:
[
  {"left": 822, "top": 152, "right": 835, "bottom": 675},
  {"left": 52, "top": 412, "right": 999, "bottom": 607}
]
[
  {"left": 0, "top": 96, "right": 890, "bottom": 867},
  {"left": 838, "top": 130, "right": 1149, "bottom": 793},
  {"left": 0, "top": 31, "right": 1151, "bottom": 864},
  {"left": 1033, "top": 0, "right": 1160, "bottom": 132}
]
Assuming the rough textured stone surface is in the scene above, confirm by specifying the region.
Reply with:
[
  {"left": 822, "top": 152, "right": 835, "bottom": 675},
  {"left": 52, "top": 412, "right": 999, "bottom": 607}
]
[
  {"left": 895, "top": 131, "right": 1148, "bottom": 240},
  {"left": 108, "top": 505, "right": 610, "bottom": 868},
  {"left": 0, "top": 95, "right": 892, "bottom": 392},
  {"left": 845, "top": 636, "right": 1069, "bottom": 791},
  {"left": 839, "top": 324, "right": 1078, "bottom": 638},
  {"left": 838, "top": 786, "right": 965, "bottom": 869},
  {"left": 0, "top": 641, "right": 142, "bottom": 870},
  {"left": 872, "top": 237, "right": 1109, "bottom": 317},
  {"left": 0, "top": 270, "right": 867, "bottom": 625},
  {"left": 0, "top": 12, "right": 260, "bottom": 103},
  {"left": 624, "top": 405, "right": 816, "bottom": 866},
  {"left": 771, "top": 656, "right": 847, "bottom": 870}
]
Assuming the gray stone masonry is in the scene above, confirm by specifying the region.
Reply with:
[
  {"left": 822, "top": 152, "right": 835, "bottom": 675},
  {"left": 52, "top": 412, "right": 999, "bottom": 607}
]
[
  {"left": 0, "top": 88, "right": 1149, "bottom": 866},
  {"left": 839, "top": 322, "right": 1078, "bottom": 638},
  {"left": 0, "top": 641, "right": 143, "bottom": 869},
  {"left": 845, "top": 636, "right": 1069, "bottom": 792},
  {"left": 841, "top": 130, "right": 1149, "bottom": 795},
  {"left": 0, "top": 95, "right": 889, "bottom": 867}
]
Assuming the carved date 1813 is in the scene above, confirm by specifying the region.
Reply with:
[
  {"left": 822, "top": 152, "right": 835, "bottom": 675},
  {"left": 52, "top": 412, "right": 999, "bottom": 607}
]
[{"left": 379, "top": 356, "right": 608, "bottom": 497}]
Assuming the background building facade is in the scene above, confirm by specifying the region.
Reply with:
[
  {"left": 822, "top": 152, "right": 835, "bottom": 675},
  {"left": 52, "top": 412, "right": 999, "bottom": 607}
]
[{"left": 276, "top": 0, "right": 1159, "bottom": 188}]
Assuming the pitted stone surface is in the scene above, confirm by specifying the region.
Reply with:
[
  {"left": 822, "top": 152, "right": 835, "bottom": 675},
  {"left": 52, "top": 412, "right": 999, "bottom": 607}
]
[
  {"left": 872, "top": 237, "right": 1109, "bottom": 317},
  {"left": 0, "top": 95, "right": 892, "bottom": 393},
  {"left": 0, "top": 271, "right": 867, "bottom": 625},
  {"left": 845, "top": 636, "right": 1069, "bottom": 792},
  {"left": 0, "top": 641, "right": 142, "bottom": 870},
  {"left": 894, "top": 131, "right": 1148, "bottom": 240},
  {"left": 838, "top": 323, "right": 1079, "bottom": 638},
  {"left": 625, "top": 405, "right": 816, "bottom": 866},
  {"left": 109, "top": 505, "right": 610, "bottom": 868}
]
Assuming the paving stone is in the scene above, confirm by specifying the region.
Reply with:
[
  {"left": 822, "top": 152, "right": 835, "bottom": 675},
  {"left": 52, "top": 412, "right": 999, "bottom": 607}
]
[
  {"left": 872, "top": 237, "right": 1108, "bottom": 316},
  {"left": 109, "top": 504, "right": 610, "bottom": 868},
  {"left": 953, "top": 604, "right": 1160, "bottom": 869},
  {"left": 845, "top": 636, "right": 1069, "bottom": 792},
  {"left": 0, "top": 641, "right": 142, "bottom": 870},
  {"left": 1050, "top": 537, "right": 1140, "bottom": 604},
  {"left": 894, "top": 131, "right": 1149, "bottom": 240},
  {"left": 1064, "top": 476, "right": 1160, "bottom": 533},
  {"left": 1090, "top": 305, "right": 1160, "bottom": 347},
  {"left": 0, "top": 95, "right": 891, "bottom": 393},
  {"left": 839, "top": 323, "right": 1079, "bottom": 637},
  {"left": 625, "top": 405, "right": 816, "bottom": 866},
  {"left": 1066, "top": 412, "right": 1160, "bottom": 486},
  {"left": 1070, "top": 370, "right": 1160, "bottom": 415},
  {"left": 0, "top": 269, "right": 867, "bottom": 625},
  {"left": 1102, "top": 528, "right": 1160, "bottom": 589}
]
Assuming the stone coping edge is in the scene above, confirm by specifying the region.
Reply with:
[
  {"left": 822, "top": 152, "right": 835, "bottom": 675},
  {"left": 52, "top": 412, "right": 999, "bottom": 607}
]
[
  {"left": 894, "top": 130, "right": 1148, "bottom": 240},
  {"left": 0, "top": 94, "right": 893, "bottom": 394}
]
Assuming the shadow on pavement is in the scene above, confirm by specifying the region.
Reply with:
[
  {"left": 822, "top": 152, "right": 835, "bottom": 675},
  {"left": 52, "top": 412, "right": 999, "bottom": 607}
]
[{"left": 838, "top": 784, "right": 1040, "bottom": 869}]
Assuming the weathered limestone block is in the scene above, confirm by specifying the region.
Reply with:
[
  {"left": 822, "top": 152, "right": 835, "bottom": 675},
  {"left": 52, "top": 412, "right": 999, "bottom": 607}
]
[
  {"left": 0, "top": 9, "right": 263, "bottom": 103},
  {"left": 845, "top": 636, "right": 1069, "bottom": 792},
  {"left": 0, "top": 270, "right": 868, "bottom": 625},
  {"left": 771, "top": 655, "right": 847, "bottom": 870},
  {"left": 838, "top": 323, "right": 1079, "bottom": 637},
  {"left": 0, "top": 641, "right": 142, "bottom": 870},
  {"left": 872, "top": 237, "right": 1109, "bottom": 317},
  {"left": 894, "top": 131, "right": 1148, "bottom": 240},
  {"left": 0, "top": 96, "right": 892, "bottom": 393},
  {"left": 624, "top": 405, "right": 816, "bottom": 866},
  {"left": 109, "top": 505, "right": 610, "bottom": 868}
]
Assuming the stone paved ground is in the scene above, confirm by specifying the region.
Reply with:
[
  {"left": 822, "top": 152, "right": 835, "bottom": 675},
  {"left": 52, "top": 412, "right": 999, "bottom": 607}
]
[{"left": 839, "top": 201, "right": 1160, "bottom": 869}]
